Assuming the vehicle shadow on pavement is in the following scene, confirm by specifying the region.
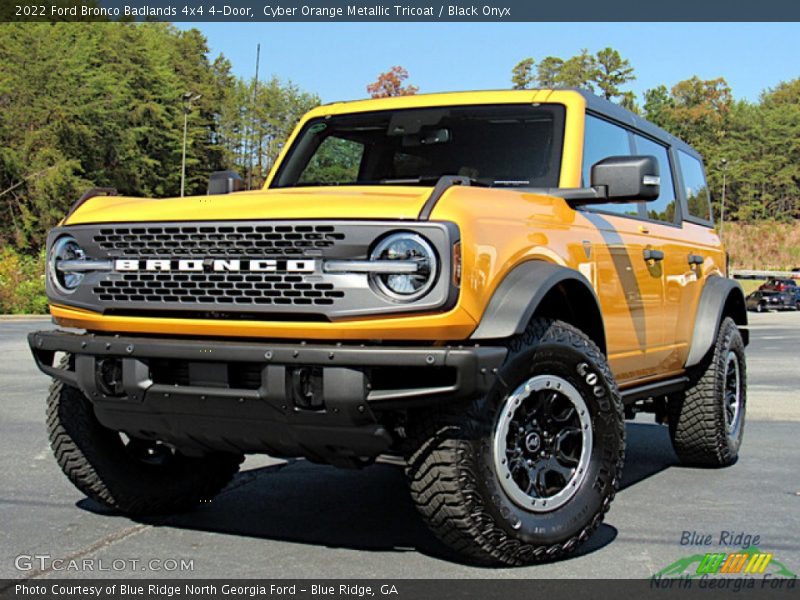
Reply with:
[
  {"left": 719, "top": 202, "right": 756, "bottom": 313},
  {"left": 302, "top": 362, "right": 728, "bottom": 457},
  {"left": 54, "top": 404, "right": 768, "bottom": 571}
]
[
  {"left": 77, "top": 421, "right": 679, "bottom": 566},
  {"left": 620, "top": 422, "right": 680, "bottom": 490}
]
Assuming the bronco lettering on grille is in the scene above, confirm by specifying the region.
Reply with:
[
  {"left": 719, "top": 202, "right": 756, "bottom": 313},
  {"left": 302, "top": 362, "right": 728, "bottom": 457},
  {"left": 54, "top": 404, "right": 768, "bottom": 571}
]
[{"left": 113, "top": 258, "right": 317, "bottom": 273}]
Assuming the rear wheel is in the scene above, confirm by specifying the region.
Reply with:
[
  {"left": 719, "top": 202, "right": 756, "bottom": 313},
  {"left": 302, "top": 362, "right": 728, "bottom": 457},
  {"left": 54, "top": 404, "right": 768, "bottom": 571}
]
[
  {"left": 47, "top": 367, "right": 243, "bottom": 515},
  {"left": 405, "top": 319, "right": 624, "bottom": 566},
  {"left": 668, "top": 317, "right": 746, "bottom": 467}
]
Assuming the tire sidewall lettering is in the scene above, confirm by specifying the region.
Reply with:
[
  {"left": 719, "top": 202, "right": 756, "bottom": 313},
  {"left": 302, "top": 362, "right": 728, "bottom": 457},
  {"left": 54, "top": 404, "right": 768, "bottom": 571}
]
[{"left": 475, "top": 338, "right": 622, "bottom": 545}]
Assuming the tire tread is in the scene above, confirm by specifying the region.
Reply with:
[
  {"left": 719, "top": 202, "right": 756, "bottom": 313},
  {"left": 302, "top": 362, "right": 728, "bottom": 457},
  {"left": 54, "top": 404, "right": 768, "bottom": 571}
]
[
  {"left": 47, "top": 359, "right": 242, "bottom": 515},
  {"left": 406, "top": 319, "right": 625, "bottom": 566}
]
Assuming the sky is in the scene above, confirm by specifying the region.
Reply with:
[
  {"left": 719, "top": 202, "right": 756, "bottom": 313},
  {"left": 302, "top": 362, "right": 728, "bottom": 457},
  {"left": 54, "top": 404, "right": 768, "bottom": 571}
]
[{"left": 182, "top": 22, "right": 800, "bottom": 104}]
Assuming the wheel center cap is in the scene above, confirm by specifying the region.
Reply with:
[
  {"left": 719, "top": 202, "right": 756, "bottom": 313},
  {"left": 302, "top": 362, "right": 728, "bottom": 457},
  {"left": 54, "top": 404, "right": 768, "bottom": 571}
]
[{"left": 525, "top": 432, "right": 542, "bottom": 453}]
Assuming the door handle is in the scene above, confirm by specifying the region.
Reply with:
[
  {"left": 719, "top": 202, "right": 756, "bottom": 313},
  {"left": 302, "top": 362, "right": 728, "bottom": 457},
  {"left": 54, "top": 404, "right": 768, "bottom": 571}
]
[
  {"left": 643, "top": 249, "right": 664, "bottom": 262},
  {"left": 688, "top": 254, "right": 704, "bottom": 265}
]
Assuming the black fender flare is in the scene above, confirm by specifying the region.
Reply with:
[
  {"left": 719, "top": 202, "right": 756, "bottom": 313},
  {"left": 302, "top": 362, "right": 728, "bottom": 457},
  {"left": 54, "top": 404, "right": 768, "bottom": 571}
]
[
  {"left": 469, "top": 261, "right": 606, "bottom": 353},
  {"left": 685, "top": 276, "right": 748, "bottom": 368}
]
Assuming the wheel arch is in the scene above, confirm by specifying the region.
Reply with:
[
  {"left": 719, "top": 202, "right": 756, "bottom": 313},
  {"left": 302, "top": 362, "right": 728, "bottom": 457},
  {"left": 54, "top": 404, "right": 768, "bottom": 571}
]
[
  {"left": 469, "top": 261, "right": 607, "bottom": 354},
  {"left": 685, "top": 275, "right": 748, "bottom": 368}
]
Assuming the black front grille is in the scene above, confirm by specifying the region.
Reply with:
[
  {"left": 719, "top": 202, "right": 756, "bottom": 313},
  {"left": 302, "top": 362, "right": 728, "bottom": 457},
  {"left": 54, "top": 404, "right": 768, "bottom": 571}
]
[
  {"left": 89, "top": 222, "right": 349, "bottom": 307},
  {"left": 92, "top": 224, "right": 345, "bottom": 257},
  {"left": 94, "top": 272, "right": 345, "bottom": 306},
  {"left": 51, "top": 220, "right": 454, "bottom": 320}
]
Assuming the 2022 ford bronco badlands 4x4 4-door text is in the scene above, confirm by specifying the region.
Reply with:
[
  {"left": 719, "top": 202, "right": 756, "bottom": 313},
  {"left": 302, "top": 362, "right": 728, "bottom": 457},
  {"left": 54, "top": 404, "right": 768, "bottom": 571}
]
[{"left": 30, "top": 89, "right": 748, "bottom": 566}]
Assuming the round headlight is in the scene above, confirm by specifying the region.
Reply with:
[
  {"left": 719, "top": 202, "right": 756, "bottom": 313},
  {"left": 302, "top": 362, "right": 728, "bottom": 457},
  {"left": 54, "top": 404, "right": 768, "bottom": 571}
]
[
  {"left": 49, "top": 236, "right": 86, "bottom": 293},
  {"left": 369, "top": 232, "right": 437, "bottom": 302}
]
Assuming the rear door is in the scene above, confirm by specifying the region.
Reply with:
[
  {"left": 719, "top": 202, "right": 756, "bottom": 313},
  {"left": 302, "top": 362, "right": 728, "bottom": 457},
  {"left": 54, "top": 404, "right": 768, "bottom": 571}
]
[{"left": 658, "top": 148, "right": 721, "bottom": 369}]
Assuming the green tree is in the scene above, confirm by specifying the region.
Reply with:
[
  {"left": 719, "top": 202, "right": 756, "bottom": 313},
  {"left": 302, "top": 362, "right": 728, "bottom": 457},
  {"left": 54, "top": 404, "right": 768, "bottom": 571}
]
[
  {"left": 537, "top": 57, "right": 564, "bottom": 88},
  {"left": 666, "top": 77, "right": 733, "bottom": 174},
  {"left": 557, "top": 49, "right": 597, "bottom": 92},
  {"left": 594, "top": 47, "right": 635, "bottom": 101},
  {"left": 641, "top": 76, "right": 800, "bottom": 222},
  {"left": 238, "top": 77, "right": 320, "bottom": 187},
  {"left": 620, "top": 91, "right": 640, "bottom": 114},
  {"left": 511, "top": 58, "right": 536, "bottom": 90},
  {"left": 642, "top": 85, "right": 676, "bottom": 130},
  {"left": 0, "top": 23, "right": 320, "bottom": 249}
]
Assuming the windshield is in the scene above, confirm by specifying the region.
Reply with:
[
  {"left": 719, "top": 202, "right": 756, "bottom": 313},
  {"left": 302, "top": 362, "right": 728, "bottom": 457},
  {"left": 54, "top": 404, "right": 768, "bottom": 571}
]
[{"left": 271, "top": 104, "right": 565, "bottom": 189}]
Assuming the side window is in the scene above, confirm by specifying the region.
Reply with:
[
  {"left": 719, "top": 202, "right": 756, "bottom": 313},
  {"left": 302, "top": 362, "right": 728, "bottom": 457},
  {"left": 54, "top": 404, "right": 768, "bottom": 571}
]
[
  {"left": 633, "top": 134, "right": 677, "bottom": 224},
  {"left": 677, "top": 150, "right": 712, "bottom": 222},
  {"left": 297, "top": 136, "right": 364, "bottom": 185},
  {"left": 582, "top": 115, "right": 641, "bottom": 218}
]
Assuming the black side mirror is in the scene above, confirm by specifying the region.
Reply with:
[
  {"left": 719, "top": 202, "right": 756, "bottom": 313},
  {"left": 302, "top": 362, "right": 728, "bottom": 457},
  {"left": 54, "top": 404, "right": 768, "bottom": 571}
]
[
  {"left": 590, "top": 155, "right": 660, "bottom": 202},
  {"left": 207, "top": 170, "right": 244, "bottom": 195}
]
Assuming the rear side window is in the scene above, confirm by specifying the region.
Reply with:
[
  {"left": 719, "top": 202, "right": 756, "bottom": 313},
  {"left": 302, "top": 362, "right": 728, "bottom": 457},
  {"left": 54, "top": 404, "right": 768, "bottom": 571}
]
[
  {"left": 677, "top": 150, "right": 712, "bottom": 222},
  {"left": 633, "top": 134, "right": 677, "bottom": 224},
  {"left": 582, "top": 115, "right": 640, "bottom": 218}
]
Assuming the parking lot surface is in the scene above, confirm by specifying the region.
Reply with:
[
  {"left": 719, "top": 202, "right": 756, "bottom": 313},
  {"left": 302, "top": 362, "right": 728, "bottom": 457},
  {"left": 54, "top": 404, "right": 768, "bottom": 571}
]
[{"left": 1, "top": 312, "right": 798, "bottom": 579}]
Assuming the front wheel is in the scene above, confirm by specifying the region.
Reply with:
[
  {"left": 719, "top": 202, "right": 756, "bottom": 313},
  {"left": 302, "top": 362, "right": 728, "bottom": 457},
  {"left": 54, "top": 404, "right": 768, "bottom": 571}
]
[
  {"left": 47, "top": 370, "right": 243, "bottom": 515},
  {"left": 405, "top": 319, "right": 625, "bottom": 566}
]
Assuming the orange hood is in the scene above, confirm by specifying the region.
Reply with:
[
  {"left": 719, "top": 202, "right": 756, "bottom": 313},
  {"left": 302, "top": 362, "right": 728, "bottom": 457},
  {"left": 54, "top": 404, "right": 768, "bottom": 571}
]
[{"left": 64, "top": 185, "right": 433, "bottom": 225}]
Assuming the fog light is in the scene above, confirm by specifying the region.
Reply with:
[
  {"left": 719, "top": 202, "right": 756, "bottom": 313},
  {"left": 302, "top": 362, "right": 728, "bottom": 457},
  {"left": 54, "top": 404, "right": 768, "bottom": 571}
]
[{"left": 97, "top": 358, "right": 124, "bottom": 397}]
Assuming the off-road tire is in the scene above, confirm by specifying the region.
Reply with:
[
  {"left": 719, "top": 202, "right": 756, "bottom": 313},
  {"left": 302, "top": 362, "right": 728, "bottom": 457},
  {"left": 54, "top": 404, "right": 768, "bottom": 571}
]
[
  {"left": 405, "top": 319, "right": 625, "bottom": 566},
  {"left": 47, "top": 367, "right": 243, "bottom": 515},
  {"left": 668, "top": 317, "right": 746, "bottom": 467}
]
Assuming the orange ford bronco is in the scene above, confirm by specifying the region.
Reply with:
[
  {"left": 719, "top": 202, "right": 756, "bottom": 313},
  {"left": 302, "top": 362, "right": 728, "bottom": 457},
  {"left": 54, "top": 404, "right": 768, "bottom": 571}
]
[{"left": 30, "top": 90, "right": 748, "bottom": 565}]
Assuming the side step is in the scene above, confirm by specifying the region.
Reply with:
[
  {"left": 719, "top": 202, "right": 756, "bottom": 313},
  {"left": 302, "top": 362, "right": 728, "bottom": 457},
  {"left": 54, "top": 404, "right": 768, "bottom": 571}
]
[{"left": 620, "top": 376, "right": 689, "bottom": 405}]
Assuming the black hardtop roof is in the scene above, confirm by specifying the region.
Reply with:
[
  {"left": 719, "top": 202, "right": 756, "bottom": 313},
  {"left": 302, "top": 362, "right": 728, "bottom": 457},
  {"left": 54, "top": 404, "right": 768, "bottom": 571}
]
[{"left": 573, "top": 89, "right": 702, "bottom": 160}]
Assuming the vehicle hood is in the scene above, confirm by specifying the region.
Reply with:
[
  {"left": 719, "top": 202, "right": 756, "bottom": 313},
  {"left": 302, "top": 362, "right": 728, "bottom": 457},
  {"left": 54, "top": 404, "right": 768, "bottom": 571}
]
[{"left": 64, "top": 186, "right": 433, "bottom": 225}]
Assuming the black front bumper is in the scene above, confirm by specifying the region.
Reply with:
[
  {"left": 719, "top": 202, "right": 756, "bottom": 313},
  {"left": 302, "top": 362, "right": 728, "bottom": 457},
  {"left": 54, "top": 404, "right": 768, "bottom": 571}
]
[{"left": 29, "top": 331, "right": 505, "bottom": 465}]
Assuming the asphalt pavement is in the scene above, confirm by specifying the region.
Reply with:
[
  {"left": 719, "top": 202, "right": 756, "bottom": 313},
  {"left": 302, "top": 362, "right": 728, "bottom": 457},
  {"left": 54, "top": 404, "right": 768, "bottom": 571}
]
[{"left": 1, "top": 312, "right": 798, "bottom": 579}]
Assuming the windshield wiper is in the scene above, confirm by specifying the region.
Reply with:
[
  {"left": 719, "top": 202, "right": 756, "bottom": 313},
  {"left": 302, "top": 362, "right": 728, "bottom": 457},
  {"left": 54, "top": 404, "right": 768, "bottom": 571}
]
[
  {"left": 492, "top": 179, "right": 531, "bottom": 187},
  {"left": 379, "top": 175, "right": 492, "bottom": 187}
]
